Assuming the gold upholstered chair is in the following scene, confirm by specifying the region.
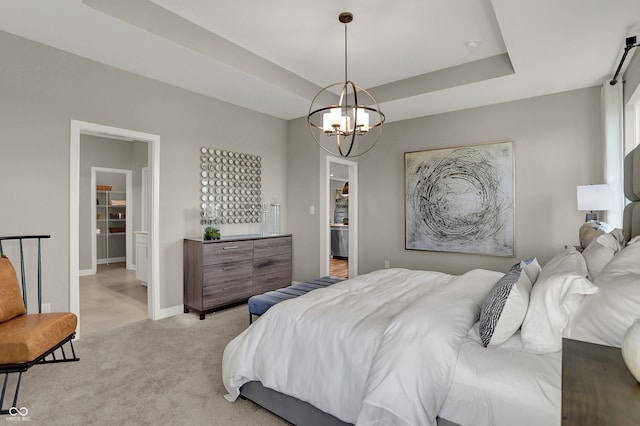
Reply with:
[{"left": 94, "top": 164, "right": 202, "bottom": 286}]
[{"left": 0, "top": 235, "right": 78, "bottom": 415}]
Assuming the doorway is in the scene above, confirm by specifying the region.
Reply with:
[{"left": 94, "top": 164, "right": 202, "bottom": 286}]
[
  {"left": 323, "top": 156, "right": 358, "bottom": 279},
  {"left": 329, "top": 163, "right": 349, "bottom": 278},
  {"left": 70, "top": 120, "right": 161, "bottom": 338},
  {"left": 79, "top": 166, "right": 146, "bottom": 335}
]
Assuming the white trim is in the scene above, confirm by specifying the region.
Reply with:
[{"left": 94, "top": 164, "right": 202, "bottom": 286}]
[
  {"left": 70, "top": 120, "right": 161, "bottom": 338},
  {"left": 322, "top": 156, "right": 358, "bottom": 278},
  {"left": 157, "top": 305, "right": 186, "bottom": 320},
  {"left": 141, "top": 166, "right": 149, "bottom": 232},
  {"left": 79, "top": 269, "right": 94, "bottom": 277},
  {"left": 347, "top": 161, "right": 358, "bottom": 278},
  {"left": 97, "top": 256, "right": 127, "bottom": 265},
  {"left": 625, "top": 84, "right": 640, "bottom": 154}
]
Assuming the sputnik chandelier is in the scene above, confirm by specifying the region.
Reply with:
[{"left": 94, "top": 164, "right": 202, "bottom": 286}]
[{"left": 307, "top": 12, "right": 385, "bottom": 157}]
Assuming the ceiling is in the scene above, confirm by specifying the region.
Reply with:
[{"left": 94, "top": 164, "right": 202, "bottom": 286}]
[{"left": 1, "top": 0, "right": 639, "bottom": 123}]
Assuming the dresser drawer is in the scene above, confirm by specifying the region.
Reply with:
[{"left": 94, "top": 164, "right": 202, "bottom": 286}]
[
  {"left": 203, "top": 281, "right": 252, "bottom": 307},
  {"left": 203, "top": 260, "right": 253, "bottom": 307},
  {"left": 254, "top": 236, "right": 291, "bottom": 259},
  {"left": 253, "top": 253, "right": 291, "bottom": 276},
  {"left": 203, "top": 260, "right": 253, "bottom": 286},
  {"left": 253, "top": 254, "right": 291, "bottom": 294},
  {"left": 203, "top": 240, "right": 253, "bottom": 265}
]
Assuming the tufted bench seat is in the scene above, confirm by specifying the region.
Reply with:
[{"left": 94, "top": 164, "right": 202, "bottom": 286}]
[{"left": 248, "top": 276, "right": 345, "bottom": 323}]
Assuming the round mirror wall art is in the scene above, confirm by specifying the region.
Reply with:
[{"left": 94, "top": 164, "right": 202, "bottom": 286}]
[{"left": 200, "top": 147, "right": 262, "bottom": 225}]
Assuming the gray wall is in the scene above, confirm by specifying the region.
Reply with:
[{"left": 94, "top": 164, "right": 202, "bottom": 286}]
[
  {"left": 286, "top": 87, "right": 603, "bottom": 279},
  {"left": 0, "top": 31, "right": 287, "bottom": 312},
  {"left": 286, "top": 117, "right": 322, "bottom": 282}
]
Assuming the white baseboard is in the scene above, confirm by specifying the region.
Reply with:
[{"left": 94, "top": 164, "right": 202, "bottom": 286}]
[
  {"left": 156, "top": 305, "right": 185, "bottom": 320},
  {"left": 97, "top": 256, "right": 126, "bottom": 264},
  {"left": 79, "top": 269, "right": 94, "bottom": 276}
]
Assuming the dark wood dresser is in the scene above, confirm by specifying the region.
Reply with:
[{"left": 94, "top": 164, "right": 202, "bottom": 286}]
[
  {"left": 183, "top": 234, "right": 292, "bottom": 319},
  {"left": 562, "top": 338, "right": 640, "bottom": 425}
]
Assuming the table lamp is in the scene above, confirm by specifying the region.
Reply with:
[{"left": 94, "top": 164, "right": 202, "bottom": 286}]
[{"left": 576, "top": 184, "right": 611, "bottom": 221}]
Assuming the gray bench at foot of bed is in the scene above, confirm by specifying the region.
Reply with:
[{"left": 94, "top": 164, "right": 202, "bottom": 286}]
[{"left": 248, "top": 276, "right": 345, "bottom": 323}]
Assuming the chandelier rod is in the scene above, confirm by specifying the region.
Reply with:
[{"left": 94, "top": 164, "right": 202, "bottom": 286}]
[{"left": 344, "top": 20, "right": 348, "bottom": 83}]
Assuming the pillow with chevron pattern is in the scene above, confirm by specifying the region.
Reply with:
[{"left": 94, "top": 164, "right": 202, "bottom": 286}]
[{"left": 479, "top": 268, "right": 532, "bottom": 347}]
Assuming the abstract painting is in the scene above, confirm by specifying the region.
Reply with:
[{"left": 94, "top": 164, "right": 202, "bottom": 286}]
[{"left": 405, "top": 141, "right": 514, "bottom": 256}]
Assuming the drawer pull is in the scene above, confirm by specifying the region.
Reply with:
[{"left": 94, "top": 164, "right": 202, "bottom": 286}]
[
  {"left": 222, "top": 246, "right": 239, "bottom": 250},
  {"left": 222, "top": 266, "right": 237, "bottom": 271}
]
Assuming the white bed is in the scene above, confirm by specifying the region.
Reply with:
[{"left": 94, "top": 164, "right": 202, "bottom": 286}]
[
  {"left": 223, "top": 268, "right": 503, "bottom": 425},
  {"left": 222, "top": 240, "right": 639, "bottom": 425},
  {"left": 221, "top": 144, "right": 640, "bottom": 426}
]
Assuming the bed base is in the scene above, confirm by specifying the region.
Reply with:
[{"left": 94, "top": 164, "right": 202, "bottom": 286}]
[
  {"left": 240, "top": 381, "right": 352, "bottom": 426},
  {"left": 239, "top": 381, "right": 461, "bottom": 426}
]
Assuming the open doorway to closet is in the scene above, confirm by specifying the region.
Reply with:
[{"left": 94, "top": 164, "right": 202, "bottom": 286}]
[
  {"left": 329, "top": 162, "right": 349, "bottom": 278},
  {"left": 325, "top": 157, "right": 358, "bottom": 279},
  {"left": 70, "top": 120, "right": 160, "bottom": 338},
  {"left": 78, "top": 135, "right": 148, "bottom": 335}
]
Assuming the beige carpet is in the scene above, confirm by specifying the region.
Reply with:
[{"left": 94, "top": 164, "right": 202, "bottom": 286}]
[{"left": 6, "top": 305, "right": 289, "bottom": 425}]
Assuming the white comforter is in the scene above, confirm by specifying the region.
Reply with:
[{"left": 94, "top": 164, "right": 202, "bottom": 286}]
[
  {"left": 439, "top": 324, "right": 561, "bottom": 426},
  {"left": 222, "top": 268, "right": 502, "bottom": 426}
]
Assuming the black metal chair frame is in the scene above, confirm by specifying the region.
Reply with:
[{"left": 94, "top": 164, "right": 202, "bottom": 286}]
[{"left": 0, "top": 235, "right": 79, "bottom": 415}]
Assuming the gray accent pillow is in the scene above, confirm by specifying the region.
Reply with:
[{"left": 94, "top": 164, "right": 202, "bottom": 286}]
[{"left": 479, "top": 268, "right": 532, "bottom": 347}]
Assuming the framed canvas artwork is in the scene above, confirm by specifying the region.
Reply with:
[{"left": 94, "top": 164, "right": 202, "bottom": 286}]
[{"left": 405, "top": 141, "right": 514, "bottom": 256}]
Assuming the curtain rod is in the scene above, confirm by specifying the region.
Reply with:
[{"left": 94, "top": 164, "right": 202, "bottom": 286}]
[{"left": 610, "top": 35, "right": 639, "bottom": 85}]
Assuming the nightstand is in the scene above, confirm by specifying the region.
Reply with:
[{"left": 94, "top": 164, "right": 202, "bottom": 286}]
[{"left": 562, "top": 338, "right": 640, "bottom": 425}]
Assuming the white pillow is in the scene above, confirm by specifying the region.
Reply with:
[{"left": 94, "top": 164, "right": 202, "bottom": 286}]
[
  {"left": 536, "top": 246, "right": 589, "bottom": 282},
  {"left": 569, "top": 236, "right": 640, "bottom": 347},
  {"left": 520, "top": 247, "right": 596, "bottom": 353},
  {"left": 520, "top": 257, "right": 541, "bottom": 285},
  {"left": 479, "top": 269, "right": 532, "bottom": 347},
  {"left": 581, "top": 229, "right": 625, "bottom": 280}
]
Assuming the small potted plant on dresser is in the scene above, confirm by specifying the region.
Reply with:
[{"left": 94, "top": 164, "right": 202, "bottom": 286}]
[{"left": 203, "top": 225, "right": 220, "bottom": 241}]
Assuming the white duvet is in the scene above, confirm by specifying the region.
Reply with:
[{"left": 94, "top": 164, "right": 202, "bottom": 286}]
[
  {"left": 439, "top": 324, "right": 561, "bottom": 426},
  {"left": 222, "top": 268, "right": 502, "bottom": 426}
]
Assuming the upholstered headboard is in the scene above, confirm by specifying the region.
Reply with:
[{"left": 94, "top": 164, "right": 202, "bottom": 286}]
[{"left": 623, "top": 144, "right": 640, "bottom": 241}]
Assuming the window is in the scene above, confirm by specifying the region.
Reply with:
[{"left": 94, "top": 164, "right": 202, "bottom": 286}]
[{"left": 625, "top": 85, "right": 640, "bottom": 154}]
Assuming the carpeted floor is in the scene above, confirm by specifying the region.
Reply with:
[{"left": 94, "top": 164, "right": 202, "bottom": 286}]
[{"left": 4, "top": 305, "right": 289, "bottom": 425}]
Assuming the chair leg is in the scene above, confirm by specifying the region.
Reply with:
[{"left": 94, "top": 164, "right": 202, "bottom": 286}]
[
  {"left": 0, "top": 337, "right": 79, "bottom": 415},
  {"left": 0, "top": 372, "right": 23, "bottom": 415}
]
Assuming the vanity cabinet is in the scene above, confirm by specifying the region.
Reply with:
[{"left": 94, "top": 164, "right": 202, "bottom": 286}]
[{"left": 183, "top": 234, "right": 292, "bottom": 319}]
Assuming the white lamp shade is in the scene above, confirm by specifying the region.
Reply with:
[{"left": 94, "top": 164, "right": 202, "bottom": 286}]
[
  {"left": 355, "top": 108, "right": 369, "bottom": 132},
  {"left": 577, "top": 184, "right": 611, "bottom": 211}
]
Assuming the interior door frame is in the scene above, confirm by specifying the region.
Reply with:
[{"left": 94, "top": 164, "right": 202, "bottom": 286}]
[
  {"left": 70, "top": 120, "right": 161, "bottom": 337},
  {"left": 322, "top": 156, "right": 358, "bottom": 278}
]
